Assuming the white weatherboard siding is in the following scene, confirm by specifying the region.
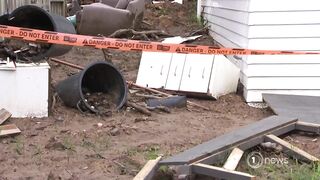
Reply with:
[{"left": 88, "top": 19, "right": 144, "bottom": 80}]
[{"left": 202, "top": 0, "right": 320, "bottom": 102}]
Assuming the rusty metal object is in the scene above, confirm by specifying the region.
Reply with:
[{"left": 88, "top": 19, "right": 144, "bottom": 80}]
[{"left": 77, "top": 0, "right": 145, "bottom": 36}]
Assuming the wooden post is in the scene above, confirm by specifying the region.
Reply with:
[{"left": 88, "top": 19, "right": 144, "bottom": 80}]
[
  {"left": 296, "top": 121, "right": 320, "bottom": 134},
  {"left": 192, "top": 163, "right": 255, "bottom": 180},
  {"left": 134, "top": 156, "right": 162, "bottom": 180}
]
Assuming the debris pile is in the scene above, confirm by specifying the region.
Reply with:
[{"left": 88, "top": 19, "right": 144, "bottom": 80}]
[
  {"left": 84, "top": 92, "right": 116, "bottom": 115},
  {"left": 0, "top": 39, "right": 50, "bottom": 62},
  {"left": 0, "top": 108, "right": 21, "bottom": 137}
]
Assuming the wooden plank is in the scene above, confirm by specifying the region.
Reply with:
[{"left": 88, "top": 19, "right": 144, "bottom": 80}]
[
  {"left": 265, "top": 134, "right": 319, "bottom": 163},
  {"left": 0, "top": 108, "right": 11, "bottom": 125},
  {"left": 197, "top": 123, "right": 296, "bottom": 165},
  {"left": 263, "top": 94, "right": 320, "bottom": 124},
  {"left": 133, "top": 156, "right": 162, "bottom": 180},
  {"left": 192, "top": 163, "right": 255, "bottom": 180},
  {"left": 0, "top": 124, "right": 21, "bottom": 137},
  {"left": 296, "top": 121, "right": 320, "bottom": 134},
  {"left": 160, "top": 116, "right": 297, "bottom": 165},
  {"left": 223, "top": 148, "right": 244, "bottom": 171}
]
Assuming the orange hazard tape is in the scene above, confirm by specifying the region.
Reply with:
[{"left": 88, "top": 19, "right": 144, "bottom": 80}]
[{"left": 0, "top": 25, "right": 319, "bottom": 55}]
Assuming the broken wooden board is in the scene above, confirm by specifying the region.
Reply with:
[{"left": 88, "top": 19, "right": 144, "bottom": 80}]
[
  {"left": 0, "top": 124, "right": 21, "bottom": 137},
  {"left": 0, "top": 108, "right": 12, "bottom": 125},
  {"left": 160, "top": 116, "right": 297, "bottom": 165},
  {"left": 265, "top": 134, "right": 319, "bottom": 163},
  {"left": 192, "top": 163, "right": 256, "bottom": 180},
  {"left": 223, "top": 148, "right": 244, "bottom": 171},
  {"left": 263, "top": 94, "right": 320, "bottom": 124},
  {"left": 296, "top": 121, "right": 320, "bottom": 135},
  {"left": 134, "top": 156, "right": 162, "bottom": 180}
]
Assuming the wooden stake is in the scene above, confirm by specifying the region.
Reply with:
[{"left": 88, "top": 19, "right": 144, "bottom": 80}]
[
  {"left": 50, "top": 58, "right": 83, "bottom": 70},
  {"left": 126, "top": 102, "right": 152, "bottom": 116},
  {"left": 296, "top": 121, "right": 320, "bottom": 134},
  {"left": 0, "top": 108, "right": 11, "bottom": 125},
  {"left": 223, "top": 147, "right": 244, "bottom": 171},
  {"left": 134, "top": 156, "right": 162, "bottom": 180},
  {"left": 192, "top": 163, "right": 255, "bottom": 180},
  {"left": 265, "top": 134, "right": 319, "bottom": 163}
]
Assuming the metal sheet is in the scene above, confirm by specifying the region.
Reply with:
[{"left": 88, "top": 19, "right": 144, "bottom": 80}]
[{"left": 0, "top": 0, "right": 65, "bottom": 16}]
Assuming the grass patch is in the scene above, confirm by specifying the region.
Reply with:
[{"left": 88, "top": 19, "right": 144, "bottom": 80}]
[
  {"left": 145, "top": 146, "right": 160, "bottom": 160},
  {"left": 239, "top": 150, "right": 320, "bottom": 179},
  {"left": 80, "top": 133, "right": 111, "bottom": 153},
  {"left": 11, "top": 137, "right": 24, "bottom": 155},
  {"left": 124, "top": 145, "right": 161, "bottom": 160},
  {"left": 62, "top": 137, "right": 76, "bottom": 151}
]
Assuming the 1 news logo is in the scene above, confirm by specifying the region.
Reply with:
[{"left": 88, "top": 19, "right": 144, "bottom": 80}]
[{"left": 246, "top": 151, "right": 289, "bottom": 169}]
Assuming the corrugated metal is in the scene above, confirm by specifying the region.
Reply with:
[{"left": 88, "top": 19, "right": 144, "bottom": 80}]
[
  {"left": 0, "top": 0, "right": 65, "bottom": 16},
  {"left": 50, "top": 0, "right": 66, "bottom": 16}
]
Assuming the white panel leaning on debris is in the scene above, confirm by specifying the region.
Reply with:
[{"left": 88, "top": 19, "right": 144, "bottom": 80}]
[
  {"left": 136, "top": 52, "right": 240, "bottom": 99},
  {"left": 0, "top": 62, "right": 50, "bottom": 118},
  {"left": 201, "top": 0, "right": 320, "bottom": 102}
]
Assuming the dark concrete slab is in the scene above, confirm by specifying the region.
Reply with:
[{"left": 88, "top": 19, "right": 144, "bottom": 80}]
[
  {"left": 160, "top": 116, "right": 297, "bottom": 165},
  {"left": 263, "top": 94, "right": 320, "bottom": 124}
]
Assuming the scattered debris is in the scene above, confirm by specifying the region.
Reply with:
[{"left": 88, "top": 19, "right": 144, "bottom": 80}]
[
  {"left": 0, "top": 124, "right": 21, "bottom": 137},
  {"left": 260, "top": 142, "right": 283, "bottom": 151},
  {"left": 247, "top": 102, "right": 269, "bottom": 109},
  {"left": 84, "top": 92, "right": 115, "bottom": 115},
  {"left": 135, "top": 93, "right": 162, "bottom": 99},
  {"left": 126, "top": 101, "right": 152, "bottom": 116},
  {"left": 0, "top": 39, "right": 49, "bottom": 62},
  {"left": 153, "top": 0, "right": 183, "bottom": 4},
  {"left": 97, "top": 123, "right": 103, "bottom": 128},
  {"left": 0, "top": 108, "right": 11, "bottom": 125},
  {"left": 146, "top": 96, "right": 187, "bottom": 108},
  {"left": 147, "top": 105, "right": 171, "bottom": 113},
  {"left": 134, "top": 117, "right": 156, "bottom": 123},
  {"left": 0, "top": 108, "right": 21, "bottom": 137},
  {"left": 108, "top": 29, "right": 171, "bottom": 41},
  {"left": 45, "top": 137, "right": 68, "bottom": 151},
  {"left": 110, "top": 128, "right": 120, "bottom": 136},
  {"left": 127, "top": 81, "right": 209, "bottom": 110},
  {"left": 161, "top": 35, "right": 202, "bottom": 44},
  {"left": 134, "top": 156, "right": 162, "bottom": 180}
]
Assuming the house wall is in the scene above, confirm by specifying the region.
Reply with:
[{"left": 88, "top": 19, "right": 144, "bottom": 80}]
[{"left": 201, "top": 0, "right": 320, "bottom": 102}]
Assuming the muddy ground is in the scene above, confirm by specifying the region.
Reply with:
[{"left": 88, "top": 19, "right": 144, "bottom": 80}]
[{"left": 1, "top": 1, "right": 320, "bottom": 180}]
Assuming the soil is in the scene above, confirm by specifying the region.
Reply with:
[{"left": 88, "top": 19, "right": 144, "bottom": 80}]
[{"left": 0, "top": 1, "right": 319, "bottom": 180}]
